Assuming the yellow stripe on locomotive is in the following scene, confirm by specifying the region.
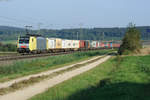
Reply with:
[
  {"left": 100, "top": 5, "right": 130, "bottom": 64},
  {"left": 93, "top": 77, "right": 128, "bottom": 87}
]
[{"left": 29, "top": 36, "right": 37, "bottom": 51}]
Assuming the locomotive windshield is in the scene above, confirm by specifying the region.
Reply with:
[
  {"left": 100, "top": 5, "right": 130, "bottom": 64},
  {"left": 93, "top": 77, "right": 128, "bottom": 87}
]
[{"left": 19, "top": 37, "right": 29, "bottom": 43}]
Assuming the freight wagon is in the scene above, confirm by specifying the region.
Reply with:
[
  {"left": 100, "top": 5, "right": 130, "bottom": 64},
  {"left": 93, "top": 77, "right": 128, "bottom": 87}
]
[
  {"left": 62, "top": 39, "right": 73, "bottom": 51},
  {"left": 90, "top": 41, "right": 97, "bottom": 48},
  {"left": 72, "top": 40, "right": 79, "bottom": 50},
  {"left": 98, "top": 41, "right": 101, "bottom": 48},
  {"left": 47, "top": 38, "right": 80, "bottom": 52},
  {"left": 85, "top": 40, "right": 90, "bottom": 49},
  {"left": 79, "top": 40, "right": 85, "bottom": 49},
  {"left": 113, "top": 43, "right": 120, "bottom": 48},
  {"left": 47, "top": 38, "right": 63, "bottom": 52}
]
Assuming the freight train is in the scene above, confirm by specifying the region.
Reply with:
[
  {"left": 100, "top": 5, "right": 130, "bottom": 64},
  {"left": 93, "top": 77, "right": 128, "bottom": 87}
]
[{"left": 17, "top": 34, "right": 120, "bottom": 53}]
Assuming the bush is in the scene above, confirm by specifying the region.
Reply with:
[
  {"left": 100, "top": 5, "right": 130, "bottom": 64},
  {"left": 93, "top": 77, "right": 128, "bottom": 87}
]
[{"left": 118, "top": 23, "right": 142, "bottom": 55}]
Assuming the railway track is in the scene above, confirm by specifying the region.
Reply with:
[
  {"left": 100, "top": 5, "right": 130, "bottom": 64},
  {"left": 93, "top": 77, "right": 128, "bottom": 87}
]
[
  {"left": 0, "top": 48, "right": 116, "bottom": 62},
  {"left": 0, "top": 52, "right": 76, "bottom": 61}
]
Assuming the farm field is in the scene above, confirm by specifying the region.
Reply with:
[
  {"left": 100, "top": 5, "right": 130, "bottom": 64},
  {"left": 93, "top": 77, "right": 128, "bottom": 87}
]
[
  {"left": 30, "top": 55, "right": 150, "bottom": 100},
  {"left": 0, "top": 50, "right": 112, "bottom": 82}
]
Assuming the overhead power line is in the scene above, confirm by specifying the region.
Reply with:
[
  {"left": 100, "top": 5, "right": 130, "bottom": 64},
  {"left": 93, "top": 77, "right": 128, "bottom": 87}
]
[{"left": 0, "top": 15, "right": 36, "bottom": 25}]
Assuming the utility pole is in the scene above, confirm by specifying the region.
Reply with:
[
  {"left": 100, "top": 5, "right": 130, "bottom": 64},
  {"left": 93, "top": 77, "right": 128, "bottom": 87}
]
[
  {"left": 70, "top": 25, "right": 74, "bottom": 40},
  {"left": 25, "top": 25, "right": 32, "bottom": 34},
  {"left": 112, "top": 33, "right": 114, "bottom": 49},
  {"left": 38, "top": 23, "right": 42, "bottom": 34},
  {"left": 72, "top": 31, "right": 75, "bottom": 40},
  {"left": 77, "top": 32, "right": 79, "bottom": 40},
  {"left": 102, "top": 32, "right": 105, "bottom": 42},
  {"left": 79, "top": 23, "right": 83, "bottom": 40}
]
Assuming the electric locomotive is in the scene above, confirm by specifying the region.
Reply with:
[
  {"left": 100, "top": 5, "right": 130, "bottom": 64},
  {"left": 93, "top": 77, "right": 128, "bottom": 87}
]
[{"left": 17, "top": 34, "right": 47, "bottom": 53}]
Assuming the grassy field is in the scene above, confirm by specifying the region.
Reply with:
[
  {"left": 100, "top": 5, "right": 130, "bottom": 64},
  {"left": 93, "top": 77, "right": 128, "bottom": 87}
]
[
  {"left": 0, "top": 40, "right": 17, "bottom": 52},
  {"left": 0, "top": 52, "right": 17, "bottom": 56},
  {"left": 1, "top": 40, "right": 17, "bottom": 45},
  {"left": 30, "top": 55, "right": 150, "bottom": 100},
  {"left": 0, "top": 50, "right": 111, "bottom": 82}
]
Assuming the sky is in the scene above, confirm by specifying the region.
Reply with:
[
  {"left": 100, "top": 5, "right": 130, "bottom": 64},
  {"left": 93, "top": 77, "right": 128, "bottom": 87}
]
[{"left": 0, "top": 0, "right": 150, "bottom": 29}]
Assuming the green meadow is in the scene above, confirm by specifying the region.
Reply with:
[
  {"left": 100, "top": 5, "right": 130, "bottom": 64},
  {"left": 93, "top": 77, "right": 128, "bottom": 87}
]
[
  {"left": 30, "top": 55, "right": 150, "bottom": 100},
  {"left": 0, "top": 50, "right": 111, "bottom": 82}
]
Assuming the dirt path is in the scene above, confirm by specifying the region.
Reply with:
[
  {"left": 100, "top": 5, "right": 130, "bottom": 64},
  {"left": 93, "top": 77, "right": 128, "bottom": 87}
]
[
  {"left": 0, "top": 56, "right": 101, "bottom": 89},
  {"left": 0, "top": 56, "right": 111, "bottom": 100}
]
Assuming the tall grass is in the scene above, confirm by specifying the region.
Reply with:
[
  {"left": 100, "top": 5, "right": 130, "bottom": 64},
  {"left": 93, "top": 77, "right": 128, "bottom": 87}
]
[
  {"left": 0, "top": 50, "right": 111, "bottom": 81},
  {"left": 30, "top": 55, "right": 150, "bottom": 100}
]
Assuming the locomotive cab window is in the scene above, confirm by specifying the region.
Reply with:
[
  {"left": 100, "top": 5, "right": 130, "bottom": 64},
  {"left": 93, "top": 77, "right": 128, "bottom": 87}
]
[{"left": 19, "top": 37, "right": 29, "bottom": 43}]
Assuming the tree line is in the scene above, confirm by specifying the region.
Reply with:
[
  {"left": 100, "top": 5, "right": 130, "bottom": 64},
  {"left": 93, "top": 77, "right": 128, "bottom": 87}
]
[{"left": 0, "top": 26, "right": 150, "bottom": 41}]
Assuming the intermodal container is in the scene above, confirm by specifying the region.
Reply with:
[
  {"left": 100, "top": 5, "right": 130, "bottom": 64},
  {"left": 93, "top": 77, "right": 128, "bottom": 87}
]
[
  {"left": 91, "top": 41, "right": 97, "bottom": 48},
  {"left": 79, "top": 40, "right": 85, "bottom": 48},
  {"left": 62, "top": 39, "right": 72, "bottom": 49},
  {"left": 85, "top": 40, "right": 90, "bottom": 48},
  {"left": 72, "top": 40, "right": 79, "bottom": 48},
  {"left": 47, "top": 38, "right": 62, "bottom": 49},
  {"left": 62, "top": 39, "right": 73, "bottom": 49},
  {"left": 100, "top": 42, "right": 105, "bottom": 48},
  {"left": 98, "top": 41, "right": 101, "bottom": 48},
  {"left": 108, "top": 43, "right": 111, "bottom": 48},
  {"left": 62, "top": 39, "right": 67, "bottom": 49},
  {"left": 47, "top": 38, "right": 55, "bottom": 49},
  {"left": 110, "top": 42, "right": 113, "bottom": 48},
  {"left": 66, "top": 40, "right": 72, "bottom": 48},
  {"left": 113, "top": 43, "right": 120, "bottom": 48},
  {"left": 55, "top": 38, "right": 62, "bottom": 49},
  {"left": 104, "top": 42, "right": 108, "bottom": 48},
  {"left": 96, "top": 41, "right": 99, "bottom": 48}
]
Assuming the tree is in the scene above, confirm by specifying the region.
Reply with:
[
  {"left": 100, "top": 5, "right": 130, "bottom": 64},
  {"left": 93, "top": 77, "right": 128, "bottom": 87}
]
[{"left": 118, "top": 23, "right": 142, "bottom": 55}]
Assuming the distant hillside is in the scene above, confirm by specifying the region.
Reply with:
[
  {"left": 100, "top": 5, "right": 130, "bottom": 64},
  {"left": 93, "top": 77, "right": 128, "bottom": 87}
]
[
  {"left": 0, "top": 26, "right": 25, "bottom": 41},
  {"left": 0, "top": 26, "right": 150, "bottom": 41},
  {"left": 0, "top": 26, "right": 24, "bottom": 31}
]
